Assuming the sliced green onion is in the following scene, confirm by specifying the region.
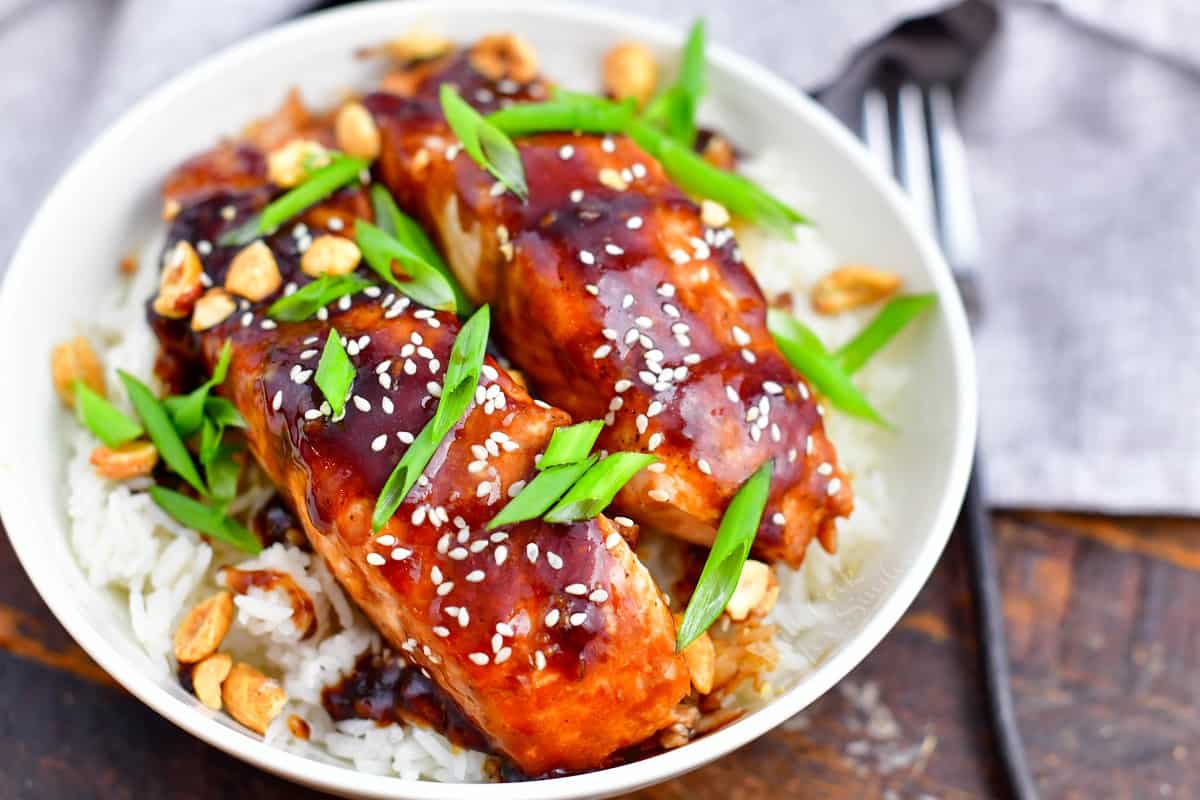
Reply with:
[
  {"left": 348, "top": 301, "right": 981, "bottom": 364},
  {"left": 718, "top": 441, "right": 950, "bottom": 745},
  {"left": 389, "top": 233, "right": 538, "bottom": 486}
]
[
  {"left": 203, "top": 396, "right": 246, "bottom": 429},
  {"left": 370, "top": 185, "right": 472, "bottom": 315},
  {"left": 440, "top": 84, "right": 528, "bottom": 200},
  {"left": 371, "top": 305, "right": 491, "bottom": 531},
  {"left": 643, "top": 19, "right": 706, "bottom": 146},
  {"left": 165, "top": 340, "right": 233, "bottom": 437},
  {"left": 543, "top": 452, "right": 657, "bottom": 524},
  {"left": 371, "top": 419, "right": 439, "bottom": 532},
  {"left": 676, "top": 459, "right": 772, "bottom": 650},
  {"left": 355, "top": 219, "right": 457, "bottom": 312},
  {"left": 315, "top": 329, "right": 355, "bottom": 417},
  {"left": 486, "top": 455, "right": 598, "bottom": 531},
  {"left": 766, "top": 310, "right": 887, "bottom": 426},
  {"left": 430, "top": 305, "right": 490, "bottom": 439},
  {"left": 119, "top": 371, "right": 207, "bottom": 494},
  {"left": 74, "top": 381, "right": 143, "bottom": 448},
  {"left": 149, "top": 485, "right": 261, "bottom": 554},
  {"left": 836, "top": 293, "right": 937, "bottom": 375},
  {"left": 267, "top": 274, "right": 373, "bottom": 322},
  {"left": 486, "top": 96, "right": 635, "bottom": 137},
  {"left": 538, "top": 420, "right": 604, "bottom": 470},
  {"left": 204, "top": 448, "right": 242, "bottom": 512},
  {"left": 219, "top": 155, "right": 369, "bottom": 246},
  {"left": 198, "top": 416, "right": 223, "bottom": 468}
]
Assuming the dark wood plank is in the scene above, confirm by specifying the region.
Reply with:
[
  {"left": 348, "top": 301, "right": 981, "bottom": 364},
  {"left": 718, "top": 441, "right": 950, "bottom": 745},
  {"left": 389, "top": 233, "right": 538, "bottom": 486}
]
[{"left": 2, "top": 511, "right": 1199, "bottom": 799}]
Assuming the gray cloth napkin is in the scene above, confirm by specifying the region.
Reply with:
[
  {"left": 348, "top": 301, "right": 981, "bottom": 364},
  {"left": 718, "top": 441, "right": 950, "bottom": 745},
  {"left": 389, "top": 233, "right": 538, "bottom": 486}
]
[{"left": 2, "top": 0, "right": 1196, "bottom": 514}]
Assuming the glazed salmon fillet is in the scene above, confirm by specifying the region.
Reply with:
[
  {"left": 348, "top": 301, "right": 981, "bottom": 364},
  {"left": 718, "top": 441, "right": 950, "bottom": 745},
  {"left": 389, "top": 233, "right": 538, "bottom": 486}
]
[
  {"left": 150, "top": 148, "right": 688, "bottom": 774},
  {"left": 364, "top": 47, "right": 853, "bottom": 567}
]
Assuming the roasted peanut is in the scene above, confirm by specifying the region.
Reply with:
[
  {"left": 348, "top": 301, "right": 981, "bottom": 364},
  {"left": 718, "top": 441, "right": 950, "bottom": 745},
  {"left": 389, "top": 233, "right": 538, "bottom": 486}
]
[
  {"left": 469, "top": 33, "right": 538, "bottom": 83},
  {"left": 335, "top": 102, "right": 381, "bottom": 160},
  {"left": 300, "top": 235, "right": 361, "bottom": 278},
  {"left": 191, "top": 288, "right": 237, "bottom": 332},
  {"left": 225, "top": 241, "right": 282, "bottom": 301},
  {"left": 89, "top": 441, "right": 158, "bottom": 481},
  {"left": 701, "top": 200, "right": 731, "bottom": 228},
  {"left": 222, "top": 662, "right": 287, "bottom": 735},
  {"left": 287, "top": 714, "right": 311, "bottom": 740},
  {"left": 153, "top": 241, "right": 205, "bottom": 319},
  {"left": 386, "top": 30, "right": 453, "bottom": 64},
  {"left": 603, "top": 42, "right": 657, "bottom": 107},
  {"left": 173, "top": 591, "right": 234, "bottom": 664},
  {"left": 724, "top": 560, "right": 774, "bottom": 622},
  {"left": 267, "top": 139, "right": 329, "bottom": 188},
  {"left": 674, "top": 613, "right": 717, "bottom": 694},
  {"left": 811, "top": 265, "right": 902, "bottom": 315},
  {"left": 192, "top": 652, "right": 233, "bottom": 710},
  {"left": 701, "top": 135, "right": 736, "bottom": 171},
  {"left": 51, "top": 336, "right": 106, "bottom": 407}
]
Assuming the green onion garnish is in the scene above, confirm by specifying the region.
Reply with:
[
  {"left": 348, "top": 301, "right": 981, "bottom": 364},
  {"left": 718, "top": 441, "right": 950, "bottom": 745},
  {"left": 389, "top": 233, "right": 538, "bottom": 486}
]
[
  {"left": 219, "top": 155, "right": 370, "bottom": 246},
  {"left": 766, "top": 310, "right": 887, "bottom": 426},
  {"left": 74, "top": 381, "right": 143, "bottom": 448},
  {"left": 485, "top": 95, "right": 635, "bottom": 138},
  {"left": 675, "top": 459, "right": 772, "bottom": 650},
  {"left": 149, "top": 485, "right": 261, "bottom": 554},
  {"left": 198, "top": 416, "right": 223, "bottom": 468},
  {"left": 164, "top": 340, "right": 233, "bottom": 437},
  {"left": 440, "top": 84, "right": 528, "bottom": 201},
  {"left": 315, "top": 329, "right": 355, "bottom": 417},
  {"left": 543, "top": 452, "right": 657, "bottom": 524},
  {"left": 355, "top": 219, "right": 457, "bottom": 312},
  {"left": 267, "top": 274, "right": 373, "bottom": 322},
  {"left": 204, "top": 448, "right": 242, "bottom": 512},
  {"left": 538, "top": 420, "right": 604, "bottom": 470},
  {"left": 203, "top": 396, "right": 246, "bottom": 429},
  {"left": 371, "top": 305, "right": 492, "bottom": 531},
  {"left": 118, "top": 371, "right": 207, "bottom": 494},
  {"left": 485, "top": 455, "right": 598, "bottom": 531},
  {"left": 430, "top": 304, "right": 490, "bottom": 439},
  {"left": 370, "top": 185, "right": 472, "bottom": 315},
  {"left": 643, "top": 19, "right": 706, "bottom": 147},
  {"left": 836, "top": 293, "right": 937, "bottom": 375}
]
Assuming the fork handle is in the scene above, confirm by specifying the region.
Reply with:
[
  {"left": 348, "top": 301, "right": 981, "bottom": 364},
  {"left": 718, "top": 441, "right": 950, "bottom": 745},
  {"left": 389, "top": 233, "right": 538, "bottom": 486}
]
[{"left": 962, "top": 454, "right": 1041, "bottom": 800}]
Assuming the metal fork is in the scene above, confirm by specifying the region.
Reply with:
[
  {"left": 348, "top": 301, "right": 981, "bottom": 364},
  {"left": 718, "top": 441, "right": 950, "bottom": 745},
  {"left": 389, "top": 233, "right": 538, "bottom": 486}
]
[{"left": 861, "top": 84, "right": 1039, "bottom": 800}]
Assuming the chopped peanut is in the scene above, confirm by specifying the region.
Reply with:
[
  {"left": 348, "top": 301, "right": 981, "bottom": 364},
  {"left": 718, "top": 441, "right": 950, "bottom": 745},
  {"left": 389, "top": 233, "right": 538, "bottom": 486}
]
[
  {"left": 225, "top": 241, "right": 282, "bottom": 301},
  {"left": 469, "top": 33, "right": 538, "bottom": 83},
  {"left": 811, "top": 265, "right": 902, "bottom": 315},
  {"left": 153, "top": 241, "right": 205, "bottom": 319},
  {"left": 701, "top": 135, "right": 736, "bottom": 171},
  {"left": 191, "top": 288, "right": 237, "bottom": 332},
  {"left": 222, "top": 662, "right": 287, "bottom": 735},
  {"left": 724, "top": 560, "right": 774, "bottom": 622},
  {"left": 287, "top": 714, "right": 311, "bottom": 740},
  {"left": 674, "top": 613, "right": 717, "bottom": 695},
  {"left": 335, "top": 102, "right": 381, "bottom": 160},
  {"left": 603, "top": 42, "right": 657, "bottom": 107},
  {"left": 300, "top": 234, "right": 361, "bottom": 278},
  {"left": 89, "top": 441, "right": 158, "bottom": 481},
  {"left": 51, "top": 336, "right": 106, "bottom": 407},
  {"left": 172, "top": 592, "right": 234, "bottom": 664},
  {"left": 267, "top": 139, "right": 330, "bottom": 188},
  {"left": 386, "top": 30, "right": 453, "bottom": 64},
  {"left": 192, "top": 652, "right": 233, "bottom": 711}
]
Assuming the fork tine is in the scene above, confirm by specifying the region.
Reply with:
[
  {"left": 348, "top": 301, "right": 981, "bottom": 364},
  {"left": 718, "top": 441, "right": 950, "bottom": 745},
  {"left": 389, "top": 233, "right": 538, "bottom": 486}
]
[
  {"left": 928, "top": 84, "right": 980, "bottom": 272},
  {"left": 896, "top": 83, "right": 936, "bottom": 234},
  {"left": 860, "top": 88, "right": 893, "bottom": 178}
]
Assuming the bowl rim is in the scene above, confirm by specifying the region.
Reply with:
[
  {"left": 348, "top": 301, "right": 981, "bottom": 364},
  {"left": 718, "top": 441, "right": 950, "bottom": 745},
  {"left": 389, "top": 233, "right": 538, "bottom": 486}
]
[{"left": 0, "top": 1, "right": 977, "bottom": 797}]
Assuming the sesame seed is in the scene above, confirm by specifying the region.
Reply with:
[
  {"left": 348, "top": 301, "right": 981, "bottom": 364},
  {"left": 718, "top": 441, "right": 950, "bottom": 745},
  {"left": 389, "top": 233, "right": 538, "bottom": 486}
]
[
  {"left": 593, "top": 344, "right": 612, "bottom": 359},
  {"left": 589, "top": 589, "right": 609, "bottom": 603},
  {"left": 649, "top": 489, "right": 670, "bottom": 502},
  {"left": 392, "top": 547, "right": 411, "bottom": 561},
  {"left": 622, "top": 293, "right": 635, "bottom": 309},
  {"left": 494, "top": 647, "right": 512, "bottom": 664},
  {"left": 437, "top": 581, "right": 455, "bottom": 596},
  {"left": 601, "top": 137, "right": 615, "bottom": 153},
  {"left": 764, "top": 380, "right": 783, "bottom": 395},
  {"left": 579, "top": 250, "right": 596, "bottom": 265},
  {"left": 546, "top": 552, "right": 563, "bottom": 570},
  {"left": 640, "top": 371, "right": 657, "bottom": 386},
  {"left": 353, "top": 395, "right": 371, "bottom": 413},
  {"left": 477, "top": 481, "right": 492, "bottom": 497},
  {"left": 494, "top": 546, "right": 508, "bottom": 565},
  {"left": 625, "top": 328, "right": 640, "bottom": 345},
  {"left": 614, "top": 379, "right": 632, "bottom": 393},
  {"left": 635, "top": 315, "right": 653, "bottom": 329},
  {"left": 458, "top": 608, "right": 470, "bottom": 626},
  {"left": 648, "top": 432, "right": 663, "bottom": 451},
  {"left": 626, "top": 216, "right": 643, "bottom": 230},
  {"left": 534, "top": 651, "right": 547, "bottom": 670},
  {"left": 647, "top": 401, "right": 664, "bottom": 417},
  {"left": 732, "top": 326, "right": 751, "bottom": 346},
  {"left": 585, "top": 283, "right": 599, "bottom": 296},
  {"left": 303, "top": 408, "right": 321, "bottom": 421},
  {"left": 806, "top": 435, "right": 815, "bottom": 454},
  {"left": 366, "top": 552, "right": 386, "bottom": 566},
  {"left": 684, "top": 353, "right": 701, "bottom": 365},
  {"left": 741, "top": 349, "right": 757, "bottom": 364},
  {"left": 433, "top": 626, "right": 450, "bottom": 637},
  {"left": 606, "top": 533, "right": 623, "bottom": 549},
  {"left": 430, "top": 565, "right": 443, "bottom": 584},
  {"left": 570, "top": 189, "right": 584, "bottom": 202},
  {"left": 449, "top": 547, "right": 469, "bottom": 560},
  {"left": 698, "top": 459, "right": 712, "bottom": 475},
  {"left": 605, "top": 243, "right": 624, "bottom": 256},
  {"left": 545, "top": 609, "right": 560, "bottom": 626},
  {"left": 636, "top": 414, "right": 648, "bottom": 434},
  {"left": 468, "top": 652, "right": 490, "bottom": 666},
  {"left": 559, "top": 144, "right": 575, "bottom": 159},
  {"left": 569, "top": 612, "right": 588, "bottom": 627},
  {"left": 663, "top": 304, "right": 680, "bottom": 318},
  {"left": 271, "top": 390, "right": 283, "bottom": 411},
  {"left": 370, "top": 434, "right": 388, "bottom": 452},
  {"left": 507, "top": 480, "right": 526, "bottom": 497},
  {"left": 470, "top": 539, "right": 489, "bottom": 553},
  {"left": 827, "top": 478, "right": 842, "bottom": 496},
  {"left": 397, "top": 431, "right": 414, "bottom": 444},
  {"left": 526, "top": 543, "right": 539, "bottom": 562},
  {"left": 565, "top": 583, "right": 587, "bottom": 596}
]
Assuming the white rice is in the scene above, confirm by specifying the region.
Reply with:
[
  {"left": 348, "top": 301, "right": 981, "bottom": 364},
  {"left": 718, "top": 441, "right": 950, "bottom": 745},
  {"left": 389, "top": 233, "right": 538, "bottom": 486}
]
[{"left": 62, "top": 151, "right": 910, "bottom": 781}]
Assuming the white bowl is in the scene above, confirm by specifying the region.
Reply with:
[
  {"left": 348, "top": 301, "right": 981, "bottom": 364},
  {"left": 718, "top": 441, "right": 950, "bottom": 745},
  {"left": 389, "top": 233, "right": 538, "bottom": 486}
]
[{"left": 0, "top": 2, "right": 976, "bottom": 797}]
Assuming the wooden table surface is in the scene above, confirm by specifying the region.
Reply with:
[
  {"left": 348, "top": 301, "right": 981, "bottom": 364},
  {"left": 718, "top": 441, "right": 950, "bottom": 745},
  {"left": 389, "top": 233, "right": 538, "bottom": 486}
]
[{"left": 2, "top": 509, "right": 1196, "bottom": 800}]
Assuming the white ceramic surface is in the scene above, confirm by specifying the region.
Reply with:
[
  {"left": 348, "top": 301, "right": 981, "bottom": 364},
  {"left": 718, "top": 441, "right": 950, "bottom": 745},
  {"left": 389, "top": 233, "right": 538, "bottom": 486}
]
[{"left": 0, "top": 2, "right": 976, "bottom": 798}]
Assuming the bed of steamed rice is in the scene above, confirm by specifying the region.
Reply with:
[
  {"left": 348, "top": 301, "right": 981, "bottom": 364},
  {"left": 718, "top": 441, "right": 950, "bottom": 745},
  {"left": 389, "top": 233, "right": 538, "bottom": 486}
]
[{"left": 62, "top": 150, "right": 909, "bottom": 782}]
